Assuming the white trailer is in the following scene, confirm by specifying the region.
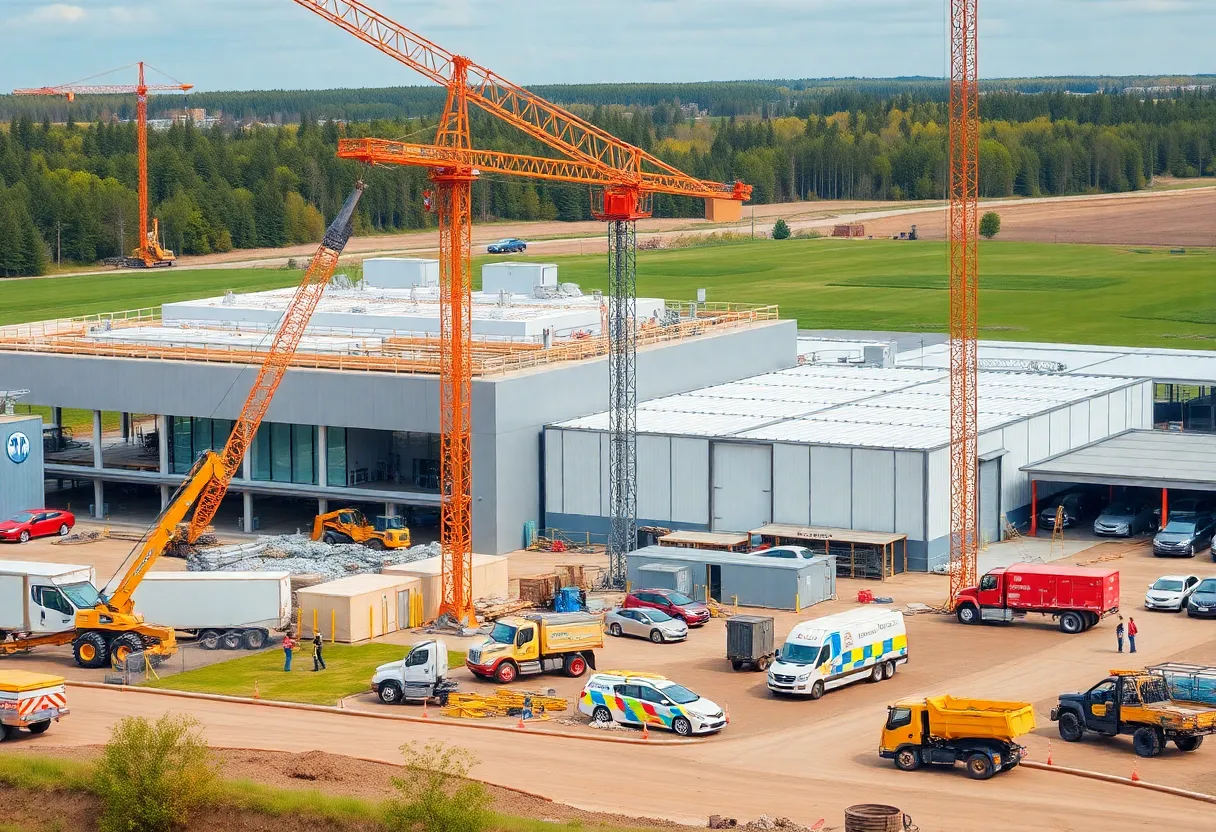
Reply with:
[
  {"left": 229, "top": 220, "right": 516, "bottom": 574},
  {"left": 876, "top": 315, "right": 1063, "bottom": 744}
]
[
  {"left": 0, "top": 562, "right": 100, "bottom": 637},
  {"left": 118, "top": 572, "right": 292, "bottom": 651}
]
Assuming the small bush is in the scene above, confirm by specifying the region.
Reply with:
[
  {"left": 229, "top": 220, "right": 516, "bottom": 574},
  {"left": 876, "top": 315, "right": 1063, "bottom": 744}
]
[
  {"left": 94, "top": 714, "right": 218, "bottom": 832},
  {"left": 384, "top": 742, "right": 490, "bottom": 832},
  {"left": 980, "top": 211, "right": 1001, "bottom": 239},
  {"left": 285, "top": 257, "right": 299, "bottom": 270},
  {"left": 793, "top": 228, "right": 824, "bottom": 240},
  {"left": 771, "top": 218, "right": 791, "bottom": 240}
]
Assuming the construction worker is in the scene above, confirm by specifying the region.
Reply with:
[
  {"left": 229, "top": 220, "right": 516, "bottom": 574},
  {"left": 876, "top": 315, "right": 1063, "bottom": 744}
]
[
  {"left": 282, "top": 633, "right": 296, "bottom": 671},
  {"left": 1116, "top": 616, "right": 1125, "bottom": 653},
  {"left": 1128, "top": 617, "right": 1138, "bottom": 654},
  {"left": 312, "top": 632, "right": 327, "bottom": 671}
]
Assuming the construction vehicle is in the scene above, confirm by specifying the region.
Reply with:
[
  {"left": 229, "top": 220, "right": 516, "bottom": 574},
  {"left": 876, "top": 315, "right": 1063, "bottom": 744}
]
[
  {"left": 0, "top": 670, "right": 69, "bottom": 741},
  {"left": 880, "top": 695, "right": 1035, "bottom": 779},
  {"left": 0, "top": 184, "right": 364, "bottom": 668},
  {"left": 107, "top": 217, "right": 177, "bottom": 269},
  {"left": 1052, "top": 668, "right": 1216, "bottom": 756},
  {"left": 466, "top": 612, "right": 603, "bottom": 684},
  {"left": 311, "top": 508, "right": 411, "bottom": 550},
  {"left": 954, "top": 563, "right": 1120, "bottom": 633},
  {"left": 371, "top": 639, "right": 458, "bottom": 705}
]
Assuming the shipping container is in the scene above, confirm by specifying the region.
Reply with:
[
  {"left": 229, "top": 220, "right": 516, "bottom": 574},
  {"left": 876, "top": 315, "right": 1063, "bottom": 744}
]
[
  {"left": 382, "top": 554, "right": 509, "bottom": 621},
  {"left": 297, "top": 574, "right": 421, "bottom": 643}
]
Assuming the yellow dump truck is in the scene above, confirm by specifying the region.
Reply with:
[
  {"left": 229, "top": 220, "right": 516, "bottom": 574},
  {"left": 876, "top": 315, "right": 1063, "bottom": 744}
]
[
  {"left": 880, "top": 695, "right": 1036, "bottom": 780},
  {"left": 466, "top": 612, "right": 603, "bottom": 684},
  {"left": 0, "top": 670, "right": 69, "bottom": 741}
]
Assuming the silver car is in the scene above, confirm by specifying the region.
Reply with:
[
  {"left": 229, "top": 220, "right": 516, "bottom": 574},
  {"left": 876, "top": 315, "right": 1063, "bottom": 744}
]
[
  {"left": 605, "top": 607, "right": 688, "bottom": 643},
  {"left": 1145, "top": 575, "right": 1200, "bottom": 611},
  {"left": 1094, "top": 502, "right": 1157, "bottom": 537}
]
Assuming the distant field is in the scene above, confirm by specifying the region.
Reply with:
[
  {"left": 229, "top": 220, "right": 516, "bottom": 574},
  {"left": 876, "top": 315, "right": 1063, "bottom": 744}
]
[{"left": 3, "top": 240, "right": 1215, "bottom": 349}]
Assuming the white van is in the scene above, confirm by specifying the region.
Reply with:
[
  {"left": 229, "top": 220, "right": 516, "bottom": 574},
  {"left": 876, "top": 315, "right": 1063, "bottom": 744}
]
[{"left": 768, "top": 608, "right": 908, "bottom": 699}]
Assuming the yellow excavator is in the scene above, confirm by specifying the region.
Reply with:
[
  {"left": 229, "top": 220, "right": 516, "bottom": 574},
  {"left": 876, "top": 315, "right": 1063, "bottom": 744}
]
[
  {"left": 312, "top": 508, "right": 411, "bottom": 550},
  {"left": 0, "top": 184, "right": 365, "bottom": 669}
]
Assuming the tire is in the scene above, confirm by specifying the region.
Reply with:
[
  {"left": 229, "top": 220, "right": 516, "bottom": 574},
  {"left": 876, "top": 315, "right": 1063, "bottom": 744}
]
[
  {"left": 756, "top": 656, "right": 771, "bottom": 672},
  {"left": 73, "top": 631, "right": 109, "bottom": 668},
  {"left": 956, "top": 604, "right": 979, "bottom": 625},
  {"left": 894, "top": 747, "right": 921, "bottom": 772},
  {"left": 671, "top": 716, "right": 693, "bottom": 737},
  {"left": 1057, "top": 711, "right": 1084, "bottom": 743},
  {"left": 27, "top": 721, "right": 50, "bottom": 735},
  {"left": 322, "top": 532, "right": 340, "bottom": 545},
  {"left": 242, "top": 629, "right": 268, "bottom": 650},
  {"left": 367, "top": 539, "right": 386, "bottom": 551},
  {"left": 378, "top": 681, "right": 402, "bottom": 705},
  {"left": 809, "top": 681, "right": 825, "bottom": 701},
  {"left": 882, "top": 661, "right": 896, "bottom": 680},
  {"left": 731, "top": 659, "right": 744, "bottom": 671},
  {"left": 592, "top": 706, "right": 613, "bottom": 725},
  {"left": 868, "top": 664, "right": 883, "bottom": 683},
  {"left": 494, "top": 661, "right": 518, "bottom": 684},
  {"left": 565, "top": 654, "right": 588, "bottom": 678},
  {"left": 1175, "top": 735, "right": 1203, "bottom": 752},
  {"left": 965, "top": 752, "right": 995, "bottom": 780},
  {"left": 609, "top": 623, "right": 623, "bottom": 637},
  {"left": 58, "top": 524, "right": 70, "bottom": 536},
  {"left": 198, "top": 629, "right": 221, "bottom": 650},
  {"left": 1133, "top": 726, "right": 1164, "bottom": 757},
  {"left": 1059, "top": 612, "right": 1084, "bottom": 634},
  {"left": 0, "top": 725, "right": 11, "bottom": 742},
  {"left": 649, "top": 629, "right": 664, "bottom": 644},
  {"left": 221, "top": 631, "right": 244, "bottom": 650},
  {"left": 110, "top": 632, "right": 144, "bottom": 665},
  {"left": 18, "top": 530, "right": 29, "bottom": 544}
]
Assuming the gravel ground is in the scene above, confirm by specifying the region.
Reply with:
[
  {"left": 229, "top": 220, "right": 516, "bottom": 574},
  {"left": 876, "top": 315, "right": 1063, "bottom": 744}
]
[{"left": 187, "top": 535, "right": 442, "bottom": 580}]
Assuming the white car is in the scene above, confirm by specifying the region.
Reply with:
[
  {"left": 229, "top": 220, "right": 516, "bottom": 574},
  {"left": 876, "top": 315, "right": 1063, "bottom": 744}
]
[
  {"left": 578, "top": 672, "right": 726, "bottom": 736},
  {"left": 753, "top": 545, "right": 815, "bottom": 561},
  {"left": 1144, "top": 575, "right": 1201, "bottom": 611},
  {"left": 604, "top": 607, "right": 688, "bottom": 643}
]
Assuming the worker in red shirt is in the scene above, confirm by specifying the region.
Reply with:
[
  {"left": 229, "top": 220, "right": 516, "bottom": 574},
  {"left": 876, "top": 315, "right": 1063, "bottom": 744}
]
[
  {"left": 1127, "top": 617, "right": 1138, "bottom": 654},
  {"left": 282, "top": 633, "right": 297, "bottom": 671}
]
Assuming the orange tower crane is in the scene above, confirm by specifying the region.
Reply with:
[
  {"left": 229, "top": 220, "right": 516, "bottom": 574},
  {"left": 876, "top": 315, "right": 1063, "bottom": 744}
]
[
  {"left": 13, "top": 62, "right": 193, "bottom": 268},
  {"left": 289, "top": 0, "right": 749, "bottom": 622},
  {"left": 948, "top": 0, "right": 980, "bottom": 606}
]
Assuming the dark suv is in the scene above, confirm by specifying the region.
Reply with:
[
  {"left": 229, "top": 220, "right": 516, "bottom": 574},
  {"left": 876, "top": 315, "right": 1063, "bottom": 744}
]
[
  {"left": 1153, "top": 513, "right": 1216, "bottom": 558},
  {"left": 1039, "top": 491, "right": 1104, "bottom": 530}
]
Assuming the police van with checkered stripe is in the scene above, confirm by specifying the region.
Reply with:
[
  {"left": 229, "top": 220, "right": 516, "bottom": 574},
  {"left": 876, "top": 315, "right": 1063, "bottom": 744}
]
[{"left": 768, "top": 608, "right": 908, "bottom": 699}]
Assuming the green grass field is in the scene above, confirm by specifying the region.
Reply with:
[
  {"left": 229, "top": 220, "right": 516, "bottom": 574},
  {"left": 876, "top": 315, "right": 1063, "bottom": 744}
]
[{"left": 144, "top": 642, "right": 465, "bottom": 706}]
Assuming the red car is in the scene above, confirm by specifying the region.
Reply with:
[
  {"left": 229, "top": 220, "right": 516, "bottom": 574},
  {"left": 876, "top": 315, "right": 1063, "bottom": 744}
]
[
  {"left": 623, "top": 588, "right": 711, "bottom": 627},
  {"left": 0, "top": 509, "right": 76, "bottom": 543}
]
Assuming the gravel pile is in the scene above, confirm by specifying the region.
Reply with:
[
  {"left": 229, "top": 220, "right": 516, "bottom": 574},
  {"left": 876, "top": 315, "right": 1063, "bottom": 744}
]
[{"left": 187, "top": 533, "right": 441, "bottom": 580}]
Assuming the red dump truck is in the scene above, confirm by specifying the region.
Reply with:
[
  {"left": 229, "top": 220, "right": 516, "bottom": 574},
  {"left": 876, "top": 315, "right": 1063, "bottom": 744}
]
[{"left": 954, "top": 563, "right": 1120, "bottom": 634}]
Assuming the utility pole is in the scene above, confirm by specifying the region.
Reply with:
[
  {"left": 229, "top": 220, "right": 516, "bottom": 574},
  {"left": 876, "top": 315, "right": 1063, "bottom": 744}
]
[
  {"left": 751, "top": 208, "right": 755, "bottom": 239},
  {"left": 56, "top": 221, "right": 62, "bottom": 267}
]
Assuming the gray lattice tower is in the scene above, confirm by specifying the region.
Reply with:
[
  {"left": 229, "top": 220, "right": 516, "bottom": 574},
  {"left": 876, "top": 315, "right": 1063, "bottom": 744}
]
[{"left": 607, "top": 220, "right": 637, "bottom": 587}]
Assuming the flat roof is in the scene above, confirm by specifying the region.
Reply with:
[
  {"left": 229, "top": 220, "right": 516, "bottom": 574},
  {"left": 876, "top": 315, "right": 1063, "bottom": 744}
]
[
  {"left": 627, "top": 544, "right": 829, "bottom": 571},
  {"left": 752, "top": 524, "right": 907, "bottom": 546},
  {"left": 1021, "top": 429, "right": 1216, "bottom": 492},
  {"left": 658, "top": 531, "right": 749, "bottom": 547}
]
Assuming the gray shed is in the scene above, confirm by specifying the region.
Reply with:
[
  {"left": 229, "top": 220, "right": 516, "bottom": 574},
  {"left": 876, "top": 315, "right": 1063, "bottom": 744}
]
[
  {"left": 626, "top": 545, "right": 836, "bottom": 611},
  {"left": 636, "top": 562, "right": 694, "bottom": 595}
]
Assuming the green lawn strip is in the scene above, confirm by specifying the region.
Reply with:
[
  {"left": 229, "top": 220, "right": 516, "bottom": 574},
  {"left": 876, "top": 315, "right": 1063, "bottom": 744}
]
[
  {"left": 144, "top": 643, "right": 466, "bottom": 706},
  {"left": 10, "top": 405, "right": 127, "bottom": 434}
]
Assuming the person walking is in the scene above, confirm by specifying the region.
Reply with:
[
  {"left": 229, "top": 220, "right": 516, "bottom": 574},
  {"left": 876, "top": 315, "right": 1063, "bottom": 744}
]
[
  {"left": 282, "top": 633, "right": 296, "bottom": 672},
  {"left": 312, "top": 633, "right": 327, "bottom": 671},
  {"left": 1115, "top": 616, "right": 1125, "bottom": 653},
  {"left": 1128, "top": 617, "right": 1138, "bottom": 654}
]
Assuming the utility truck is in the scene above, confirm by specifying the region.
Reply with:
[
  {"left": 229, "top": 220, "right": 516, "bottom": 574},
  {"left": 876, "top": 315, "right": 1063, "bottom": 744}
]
[
  {"left": 371, "top": 639, "right": 458, "bottom": 705},
  {"left": 466, "top": 612, "right": 602, "bottom": 684},
  {"left": 0, "top": 670, "right": 69, "bottom": 741},
  {"left": 954, "top": 563, "right": 1120, "bottom": 633},
  {"left": 880, "top": 695, "right": 1035, "bottom": 779}
]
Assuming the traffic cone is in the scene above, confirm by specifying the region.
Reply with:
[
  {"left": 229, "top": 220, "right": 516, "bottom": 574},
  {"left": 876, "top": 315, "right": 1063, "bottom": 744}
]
[
  {"left": 1130, "top": 761, "right": 1140, "bottom": 782},
  {"left": 517, "top": 714, "right": 527, "bottom": 729},
  {"left": 253, "top": 680, "right": 260, "bottom": 700},
  {"left": 1046, "top": 740, "right": 1053, "bottom": 766},
  {"left": 724, "top": 703, "right": 731, "bottom": 725},
  {"left": 421, "top": 699, "right": 429, "bottom": 719},
  {"left": 641, "top": 720, "right": 650, "bottom": 740}
]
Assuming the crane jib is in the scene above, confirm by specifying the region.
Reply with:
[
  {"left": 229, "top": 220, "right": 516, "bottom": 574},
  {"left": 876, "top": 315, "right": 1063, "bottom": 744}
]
[{"left": 321, "top": 182, "right": 365, "bottom": 253}]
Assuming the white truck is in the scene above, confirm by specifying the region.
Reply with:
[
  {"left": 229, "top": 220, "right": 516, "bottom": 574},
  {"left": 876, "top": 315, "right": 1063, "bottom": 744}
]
[
  {"left": 371, "top": 639, "right": 458, "bottom": 705},
  {"left": 768, "top": 608, "right": 908, "bottom": 699},
  {"left": 113, "top": 572, "right": 292, "bottom": 651},
  {"left": 0, "top": 562, "right": 103, "bottom": 642}
]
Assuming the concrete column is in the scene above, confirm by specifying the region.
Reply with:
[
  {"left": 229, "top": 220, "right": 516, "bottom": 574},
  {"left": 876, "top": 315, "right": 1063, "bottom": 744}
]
[
  {"left": 158, "top": 416, "right": 170, "bottom": 474},
  {"left": 385, "top": 501, "right": 397, "bottom": 519},
  {"left": 160, "top": 484, "right": 170, "bottom": 510},
  {"left": 316, "top": 425, "right": 328, "bottom": 488},
  {"left": 93, "top": 479, "right": 105, "bottom": 519},
  {"left": 317, "top": 497, "right": 328, "bottom": 516},
  {"left": 92, "top": 410, "right": 103, "bottom": 469},
  {"left": 51, "top": 407, "right": 62, "bottom": 428},
  {"left": 242, "top": 491, "right": 254, "bottom": 533},
  {"left": 121, "top": 412, "right": 130, "bottom": 442},
  {"left": 241, "top": 441, "right": 253, "bottom": 481}
]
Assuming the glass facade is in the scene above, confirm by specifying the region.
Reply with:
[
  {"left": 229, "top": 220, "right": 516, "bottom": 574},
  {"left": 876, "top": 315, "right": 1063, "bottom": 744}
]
[
  {"left": 327, "top": 427, "right": 346, "bottom": 487},
  {"left": 168, "top": 417, "right": 344, "bottom": 485},
  {"left": 1154, "top": 384, "right": 1216, "bottom": 433},
  {"left": 170, "top": 416, "right": 235, "bottom": 474}
]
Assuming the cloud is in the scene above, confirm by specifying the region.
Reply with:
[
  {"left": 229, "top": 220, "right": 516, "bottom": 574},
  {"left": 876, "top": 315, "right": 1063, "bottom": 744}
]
[{"left": 21, "top": 3, "right": 88, "bottom": 24}]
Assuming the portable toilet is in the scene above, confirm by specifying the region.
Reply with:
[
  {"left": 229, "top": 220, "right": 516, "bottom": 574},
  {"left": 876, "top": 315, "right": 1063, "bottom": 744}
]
[{"left": 636, "top": 563, "right": 693, "bottom": 596}]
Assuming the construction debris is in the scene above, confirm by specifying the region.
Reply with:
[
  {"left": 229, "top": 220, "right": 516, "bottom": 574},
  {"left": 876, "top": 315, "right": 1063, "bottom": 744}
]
[
  {"left": 518, "top": 574, "right": 560, "bottom": 604},
  {"left": 442, "top": 689, "right": 568, "bottom": 719},
  {"left": 474, "top": 597, "right": 535, "bottom": 621},
  {"left": 187, "top": 533, "right": 440, "bottom": 580},
  {"left": 52, "top": 530, "right": 107, "bottom": 546}
]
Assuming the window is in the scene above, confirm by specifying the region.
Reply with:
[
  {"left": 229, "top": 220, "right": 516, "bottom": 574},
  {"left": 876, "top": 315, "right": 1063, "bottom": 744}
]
[
  {"left": 59, "top": 581, "right": 101, "bottom": 609},
  {"left": 636, "top": 613, "right": 652, "bottom": 624},
  {"left": 172, "top": 416, "right": 193, "bottom": 474},
  {"left": 405, "top": 648, "right": 429, "bottom": 667},
  {"left": 515, "top": 628, "right": 534, "bottom": 647},
  {"left": 271, "top": 422, "right": 292, "bottom": 482},
  {"left": 637, "top": 686, "right": 668, "bottom": 705},
  {"left": 816, "top": 645, "right": 832, "bottom": 666},
  {"left": 292, "top": 425, "right": 315, "bottom": 484},
  {"left": 633, "top": 592, "right": 655, "bottom": 604},
  {"left": 886, "top": 707, "right": 913, "bottom": 730},
  {"left": 1090, "top": 681, "right": 1116, "bottom": 702},
  {"left": 1120, "top": 681, "right": 1141, "bottom": 706},
  {"left": 762, "top": 549, "right": 797, "bottom": 559},
  {"left": 327, "top": 427, "right": 346, "bottom": 487},
  {"left": 664, "top": 591, "right": 695, "bottom": 606},
  {"left": 614, "top": 684, "right": 640, "bottom": 699},
  {"left": 252, "top": 425, "right": 271, "bottom": 481},
  {"left": 979, "top": 575, "right": 998, "bottom": 591},
  {"left": 34, "top": 587, "right": 73, "bottom": 615},
  {"left": 657, "top": 684, "right": 699, "bottom": 705}
]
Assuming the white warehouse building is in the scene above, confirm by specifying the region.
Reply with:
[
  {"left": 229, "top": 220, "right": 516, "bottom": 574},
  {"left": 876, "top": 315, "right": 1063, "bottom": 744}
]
[{"left": 543, "top": 364, "right": 1153, "bottom": 571}]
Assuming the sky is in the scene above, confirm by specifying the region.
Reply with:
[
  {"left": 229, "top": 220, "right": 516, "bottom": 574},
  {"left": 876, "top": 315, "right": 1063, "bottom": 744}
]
[{"left": 2, "top": 0, "right": 1213, "bottom": 93}]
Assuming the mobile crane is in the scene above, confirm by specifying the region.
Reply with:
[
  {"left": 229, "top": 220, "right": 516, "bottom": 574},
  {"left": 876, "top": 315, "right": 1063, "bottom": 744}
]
[{"left": 0, "top": 184, "right": 364, "bottom": 668}]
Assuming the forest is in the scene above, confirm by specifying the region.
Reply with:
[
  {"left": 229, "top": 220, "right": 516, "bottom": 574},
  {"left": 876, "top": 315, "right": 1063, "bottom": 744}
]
[{"left": 0, "top": 79, "right": 1214, "bottom": 276}]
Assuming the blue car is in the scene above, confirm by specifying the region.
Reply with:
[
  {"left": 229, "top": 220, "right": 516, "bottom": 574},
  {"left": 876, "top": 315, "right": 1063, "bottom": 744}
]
[{"left": 487, "top": 238, "right": 527, "bottom": 254}]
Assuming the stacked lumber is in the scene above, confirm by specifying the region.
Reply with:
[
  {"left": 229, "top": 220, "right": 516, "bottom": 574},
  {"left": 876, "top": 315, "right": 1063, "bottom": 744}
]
[
  {"left": 518, "top": 574, "right": 559, "bottom": 604},
  {"left": 474, "top": 597, "right": 534, "bottom": 621}
]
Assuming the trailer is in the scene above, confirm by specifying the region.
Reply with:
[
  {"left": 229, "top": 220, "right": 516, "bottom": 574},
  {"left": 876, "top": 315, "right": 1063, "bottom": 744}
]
[
  {"left": 726, "top": 615, "right": 775, "bottom": 671},
  {"left": 0, "top": 671, "right": 69, "bottom": 741},
  {"left": 954, "top": 563, "right": 1120, "bottom": 633}
]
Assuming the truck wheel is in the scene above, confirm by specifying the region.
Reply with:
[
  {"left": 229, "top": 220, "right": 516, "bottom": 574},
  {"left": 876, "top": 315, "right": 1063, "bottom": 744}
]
[
  {"left": 1133, "top": 726, "right": 1164, "bottom": 757},
  {"left": 671, "top": 716, "right": 693, "bottom": 737},
  {"left": 221, "top": 631, "right": 244, "bottom": 650},
  {"left": 649, "top": 629, "right": 665, "bottom": 644},
  {"left": 868, "top": 664, "right": 883, "bottom": 683},
  {"left": 731, "top": 659, "right": 744, "bottom": 671},
  {"left": 965, "top": 753, "right": 995, "bottom": 780},
  {"left": 565, "top": 654, "right": 588, "bottom": 677},
  {"left": 27, "top": 721, "right": 50, "bottom": 735},
  {"left": 882, "top": 661, "right": 896, "bottom": 679},
  {"left": 1059, "top": 612, "right": 1084, "bottom": 634},
  {"left": 592, "top": 706, "right": 613, "bottom": 725},
  {"left": 809, "top": 681, "right": 824, "bottom": 701},
  {"left": 242, "top": 629, "right": 268, "bottom": 650},
  {"left": 1175, "top": 735, "right": 1203, "bottom": 752},
  {"left": 0, "top": 725, "right": 11, "bottom": 742},
  {"left": 756, "top": 656, "right": 772, "bottom": 672},
  {"left": 894, "top": 747, "right": 921, "bottom": 771},
  {"left": 110, "top": 632, "right": 144, "bottom": 664},
  {"left": 198, "top": 630, "right": 221, "bottom": 650},
  {"left": 367, "top": 539, "right": 386, "bottom": 551},
  {"left": 323, "top": 532, "right": 340, "bottom": 545},
  {"left": 73, "top": 631, "right": 109, "bottom": 668},
  {"left": 609, "top": 623, "right": 623, "bottom": 637},
  {"left": 956, "top": 604, "right": 979, "bottom": 625},
  {"left": 378, "top": 682, "right": 402, "bottom": 705},
  {"left": 494, "top": 662, "right": 518, "bottom": 684},
  {"left": 1057, "top": 711, "right": 1084, "bottom": 742}
]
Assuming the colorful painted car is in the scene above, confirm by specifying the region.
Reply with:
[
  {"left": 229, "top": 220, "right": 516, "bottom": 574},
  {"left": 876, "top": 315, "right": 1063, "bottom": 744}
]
[{"left": 578, "top": 671, "right": 725, "bottom": 736}]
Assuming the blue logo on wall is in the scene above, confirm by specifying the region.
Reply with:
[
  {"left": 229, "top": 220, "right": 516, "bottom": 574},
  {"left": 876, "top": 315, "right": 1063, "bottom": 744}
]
[{"left": 6, "top": 432, "right": 30, "bottom": 464}]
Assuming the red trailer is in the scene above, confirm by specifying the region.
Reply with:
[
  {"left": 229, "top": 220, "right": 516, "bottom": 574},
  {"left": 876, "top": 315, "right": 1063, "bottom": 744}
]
[{"left": 954, "top": 563, "right": 1120, "bottom": 634}]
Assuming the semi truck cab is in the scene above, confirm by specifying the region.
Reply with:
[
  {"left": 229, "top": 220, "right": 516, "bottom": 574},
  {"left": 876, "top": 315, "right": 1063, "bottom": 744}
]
[{"left": 371, "top": 639, "right": 457, "bottom": 705}]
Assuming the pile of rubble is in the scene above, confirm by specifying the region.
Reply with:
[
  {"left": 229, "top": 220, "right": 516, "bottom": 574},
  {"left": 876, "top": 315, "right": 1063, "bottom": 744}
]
[
  {"left": 186, "top": 533, "right": 441, "bottom": 580},
  {"left": 709, "top": 816, "right": 815, "bottom": 832}
]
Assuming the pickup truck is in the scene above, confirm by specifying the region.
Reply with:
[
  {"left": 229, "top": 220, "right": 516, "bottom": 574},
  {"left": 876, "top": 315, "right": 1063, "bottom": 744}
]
[
  {"left": 1052, "top": 668, "right": 1216, "bottom": 756},
  {"left": 0, "top": 670, "right": 69, "bottom": 741},
  {"left": 371, "top": 639, "right": 458, "bottom": 705},
  {"left": 466, "top": 612, "right": 602, "bottom": 684},
  {"left": 880, "top": 695, "right": 1035, "bottom": 780}
]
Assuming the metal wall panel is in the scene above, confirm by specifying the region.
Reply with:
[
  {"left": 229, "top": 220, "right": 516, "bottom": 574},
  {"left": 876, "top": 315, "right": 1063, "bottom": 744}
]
[
  {"left": 711, "top": 442, "right": 772, "bottom": 532},
  {"left": 0, "top": 416, "right": 44, "bottom": 521},
  {"left": 1027, "top": 415, "right": 1051, "bottom": 463},
  {"left": 1141, "top": 381, "right": 1154, "bottom": 427},
  {"left": 543, "top": 429, "right": 563, "bottom": 515},
  {"left": 851, "top": 448, "right": 895, "bottom": 533},
  {"left": 600, "top": 432, "right": 610, "bottom": 517},
  {"left": 670, "top": 437, "right": 710, "bottom": 525},
  {"left": 1069, "top": 401, "right": 1090, "bottom": 448},
  {"left": 1089, "top": 394, "right": 1110, "bottom": 441},
  {"left": 926, "top": 447, "right": 951, "bottom": 542},
  {"left": 1130, "top": 384, "right": 1143, "bottom": 428},
  {"left": 637, "top": 435, "right": 672, "bottom": 522},
  {"left": 1000, "top": 420, "right": 1031, "bottom": 513},
  {"left": 1049, "top": 409, "right": 1071, "bottom": 456},
  {"left": 978, "top": 431, "right": 1004, "bottom": 456},
  {"left": 979, "top": 458, "right": 1001, "bottom": 546},
  {"left": 1108, "top": 387, "right": 1128, "bottom": 434},
  {"left": 561, "top": 430, "right": 601, "bottom": 516},
  {"left": 894, "top": 451, "right": 924, "bottom": 540},
  {"left": 809, "top": 446, "right": 852, "bottom": 528},
  {"left": 772, "top": 443, "right": 811, "bottom": 526}
]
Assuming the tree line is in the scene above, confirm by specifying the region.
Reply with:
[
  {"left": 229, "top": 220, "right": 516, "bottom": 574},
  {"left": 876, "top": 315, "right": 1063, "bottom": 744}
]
[{"left": 1, "top": 84, "right": 1214, "bottom": 276}]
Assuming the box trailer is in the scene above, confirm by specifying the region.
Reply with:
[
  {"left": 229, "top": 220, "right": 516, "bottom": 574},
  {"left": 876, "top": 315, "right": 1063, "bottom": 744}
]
[
  {"left": 0, "top": 562, "right": 98, "bottom": 636},
  {"left": 954, "top": 563, "right": 1120, "bottom": 634},
  {"left": 118, "top": 572, "right": 291, "bottom": 650}
]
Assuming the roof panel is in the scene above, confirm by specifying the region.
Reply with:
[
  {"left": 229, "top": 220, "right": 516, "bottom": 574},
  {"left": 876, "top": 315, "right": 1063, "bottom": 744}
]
[{"left": 1022, "top": 430, "right": 1216, "bottom": 491}]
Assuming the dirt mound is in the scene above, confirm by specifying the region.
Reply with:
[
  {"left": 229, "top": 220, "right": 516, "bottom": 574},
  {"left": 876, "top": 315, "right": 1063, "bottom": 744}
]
[{"left": 282, "top": 750, "right": 347, "bottom": 782}]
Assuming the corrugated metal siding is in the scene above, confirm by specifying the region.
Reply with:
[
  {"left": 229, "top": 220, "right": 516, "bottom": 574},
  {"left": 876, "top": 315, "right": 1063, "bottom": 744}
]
[
  {"left": 1131, "top": 385, "right": 1144, "bottom": 428},
  {"left": 711, "top": 442, "right": 772, "bottom": 532},
  {"left": 544, "top": 429, "right": 563, "bottom": 515},
  {"left": 1089, "top": 394, "right": 1110, "bottom": 440},
  {"left": 852, "top": 449, "right": 895, "bottom": 533},
  {"left": 1028, "top": 414, "right": 1050, "bottom": 462},
  {"left": 637, "top": 435, "right": 672, "bottom": 522},
  {"left": 926, "top": 448, "right": 951, "bottom": 542},
  {"left": 1000, "top": 420, "right": 1031, "bottom": 512},
  {"left": 561, "top": 431, "right": 601, "bottom": 516},
  {"left": 1069, "top": 401, "right": 1090, "bottom": 448},
  {"left": 978, "top": 431, "right": 1004, "bottom": 456},
  {"left": 599, "top": 432, "right": 610, "bottom": 517},
  {"left": 1109, "top": 387, "right": 1128, "bottom": 433},
  {"left": 670, "top": 437, "right": 709, "bottom": 524},
  {"left": 1142, "top": 381, "right": 1154, "bottom": 427},
  {"left": 894, "top": 451, "right": 924, "bottom": 540},
  {"left": 1049, "top": 409, "right": 1070, "bottom": 456},
  {"left": 771, "top": 443, "right": 810, "bottom": 525},
  {"left": 809, "top": 446, "right": 851, "bottom": 527}
]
